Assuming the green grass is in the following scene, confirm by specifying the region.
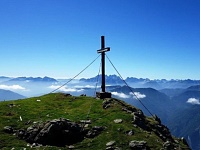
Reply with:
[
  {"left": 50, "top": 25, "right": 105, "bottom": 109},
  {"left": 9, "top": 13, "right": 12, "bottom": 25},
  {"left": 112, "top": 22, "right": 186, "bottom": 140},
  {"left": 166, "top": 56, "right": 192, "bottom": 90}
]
[{"left": 0, "top": 93, "right": 190, "bottom": 149}]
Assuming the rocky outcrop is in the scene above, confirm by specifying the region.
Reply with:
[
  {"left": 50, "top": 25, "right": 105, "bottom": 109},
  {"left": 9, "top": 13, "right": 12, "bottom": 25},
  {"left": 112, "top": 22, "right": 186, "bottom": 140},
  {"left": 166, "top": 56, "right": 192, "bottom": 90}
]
[
  {"left": 115, "top": 98, "right": 174, "bottom": 143},
  {"left": 105, "top": 98, "right": 190, "bottom": 149},
  {"left": 18, "top": 118, "right": 84, "bottom": 146},
  {"left": 5, "top": 118, "right": 104, "bottom": 147}
]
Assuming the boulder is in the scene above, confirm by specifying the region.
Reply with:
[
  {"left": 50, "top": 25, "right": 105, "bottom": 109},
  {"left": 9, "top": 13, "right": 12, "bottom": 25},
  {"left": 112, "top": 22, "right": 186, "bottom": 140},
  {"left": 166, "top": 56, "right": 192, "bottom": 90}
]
[
  {"left": 86, "top": 126, "right": 104, "bottom": 138},
  {"left": 17, "top": 118, "right": 84, "bottom": 146},
  {"left": 163, "top": 141, "right": 174, "bottom": 149},
  {"left": 4, "top": 126, "right": 14, "bottom": 134},
  {"left": 129, "top": 140, "right": 147, "bottom": 149},
  {"left": 102, "top": 100, "right": 112, "bottom": 109},
  {"left": 5, "top": 118, "right": 104, "bottom": 147}
]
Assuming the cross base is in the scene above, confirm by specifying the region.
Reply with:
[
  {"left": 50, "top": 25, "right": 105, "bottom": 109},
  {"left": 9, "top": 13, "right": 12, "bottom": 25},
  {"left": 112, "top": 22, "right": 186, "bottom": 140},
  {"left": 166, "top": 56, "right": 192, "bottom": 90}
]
[{"left": 96, "top": 92, "right": 112, "bottom": 99}]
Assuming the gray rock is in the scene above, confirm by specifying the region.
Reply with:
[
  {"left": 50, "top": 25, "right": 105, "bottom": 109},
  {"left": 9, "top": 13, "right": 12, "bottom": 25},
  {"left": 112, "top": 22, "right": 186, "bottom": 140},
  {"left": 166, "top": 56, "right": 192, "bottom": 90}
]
[
  {"left": 4, "top": 126, "right": 14, "bottom": 134},
  {"left": 129, "top": 140, "right": 147, "bottom": 149},
  {"left": 20, "top": 118, "right": 84, "bottom": 146},
  {"left": 80, "top": 120, "right": 91, "bottom": 124},
  {"left": 106, "top": 141, "right": 116, "bottom": 147},
  {"left": 163, "top": 141, "right": 174, "bottom": 149},
  {"left": 86, "top": 126, "right": 104, "bottom": 138},
  {"left": 122, "top": 107, "right": 133, "bottom": 114},
  {"left": 17, "top": 129, "right": 26, "bottom": 139},
  {"left": 153, "top": 115, "right": 161, "bottom": 124},
  {"left": 106, "top": 146, "right": 114, "bottom": 150},
  {"left": 68, "top": 145, "right": 75, "bottom": 149},
  {"left": 86, "top": 130, "right": 99, "bottom": 138},
  {"left": 93, "top": 126, "right": 104, "bottom": 131},
  {"left": 125, "top": 130, "right": 134, "bottom": 136},
  {"left": 114, "top": 119, "right": 123, "bottom": 124},
  {"left": 102, "top": 100, "right": 112, "bottom": 109}
]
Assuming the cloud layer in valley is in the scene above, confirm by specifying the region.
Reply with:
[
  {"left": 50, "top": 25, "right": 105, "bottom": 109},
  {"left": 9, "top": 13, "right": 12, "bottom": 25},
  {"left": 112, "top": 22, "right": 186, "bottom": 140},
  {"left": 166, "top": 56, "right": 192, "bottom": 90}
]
[
  {"left": 111, "top": 91, "right": 146, "bottom": 99},
  {"left": 0, "top": 84, "right": 26, "bottom": 90},
  {"left": 187, "top": 98, "right": 200, "bottom": 105},
  {"left": 111, "top": 92, "right": 130, "bottom": 99},
  {"left": 48, "top": 85, "right": 84, "bottom": 92},
  {"left": 130, "top": 92, "right": 146, "bottom": 99},
  {"left": 74, "top": 85, "right": 100, "bottom": 89}
]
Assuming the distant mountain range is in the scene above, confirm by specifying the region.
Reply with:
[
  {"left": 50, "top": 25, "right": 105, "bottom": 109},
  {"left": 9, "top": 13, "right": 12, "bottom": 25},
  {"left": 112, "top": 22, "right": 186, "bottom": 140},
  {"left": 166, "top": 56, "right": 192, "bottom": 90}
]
[
  {"left": 0, "top": 76, "right": 58, "bottom": 97},
  {"left": 0, "top": 76, "right": 57, "bottom": 83},
  {"left": 0, "top": 76, "right": 12, "bottom": 82},
  {"left": 1, "top": 75, "right": 200, "bottom": 89},
  {"left": 80, "top": 74, "right": 200, "bottom": 89}
]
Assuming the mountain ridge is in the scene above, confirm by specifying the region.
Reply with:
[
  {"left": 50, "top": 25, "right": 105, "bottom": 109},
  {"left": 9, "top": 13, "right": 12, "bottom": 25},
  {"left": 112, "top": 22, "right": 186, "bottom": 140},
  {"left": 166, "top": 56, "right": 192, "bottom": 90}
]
[{"left": 0, "top": 93, "right": 190, "bottom": 149}]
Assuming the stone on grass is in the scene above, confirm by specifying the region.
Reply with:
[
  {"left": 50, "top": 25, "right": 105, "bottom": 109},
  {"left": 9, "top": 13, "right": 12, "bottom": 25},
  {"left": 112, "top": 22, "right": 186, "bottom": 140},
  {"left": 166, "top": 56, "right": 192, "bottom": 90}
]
[
  {"left": 4, "top": 126, "right": 14, "bottom": 134},
  {"left": 129, "top": 140, "right": 147, "bottom": 149},
  {"left": 114, "top": 119, "right": 123, "bottom": 124},
  {"left": 106, "top": 141, "right": 116, "bottom": 147}
]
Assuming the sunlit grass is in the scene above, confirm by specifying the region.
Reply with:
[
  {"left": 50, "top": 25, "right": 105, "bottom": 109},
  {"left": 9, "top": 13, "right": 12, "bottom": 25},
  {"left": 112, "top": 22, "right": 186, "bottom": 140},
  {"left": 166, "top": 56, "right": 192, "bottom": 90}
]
[{"left": 0, "top": 93, "right": 189, "bottom": 149}]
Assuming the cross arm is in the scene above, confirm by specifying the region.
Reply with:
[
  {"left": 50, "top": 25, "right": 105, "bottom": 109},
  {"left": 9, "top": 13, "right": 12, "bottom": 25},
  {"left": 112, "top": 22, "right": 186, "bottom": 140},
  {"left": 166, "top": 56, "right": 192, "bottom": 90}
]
[{"left": 97, "top": 47, "right": 110, "bottom": 53}]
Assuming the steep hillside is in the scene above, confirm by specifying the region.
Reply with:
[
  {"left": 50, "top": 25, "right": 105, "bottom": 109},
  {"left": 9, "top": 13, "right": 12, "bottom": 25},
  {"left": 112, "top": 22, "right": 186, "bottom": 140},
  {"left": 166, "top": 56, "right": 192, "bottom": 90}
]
[
  {"left": 159, "top": 88, "right": 185, "bottom": 97},
  {"left": 166, "top": 86, "right": 200, "bottom": 150},
  {"left": 111, "top": 86, "right": 173, "bottom": 124},
  {"left": 0, "top": 93, "right": 189, "bottom": 149},
  {"left": 167, "top": 105, "right": 200, "bottom": 150},
  {"left": 0, "top": 89, "right": 26, "bottom": 101},
  {"left": 186, "top": 85, "right": 200, "bottom": 91}
]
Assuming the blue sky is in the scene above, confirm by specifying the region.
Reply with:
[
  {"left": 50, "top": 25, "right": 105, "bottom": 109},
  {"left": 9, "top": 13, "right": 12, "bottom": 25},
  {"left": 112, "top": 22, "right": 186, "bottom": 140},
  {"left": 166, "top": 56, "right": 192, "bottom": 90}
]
[{"left": 0, "top": 0, "right": 200, "bottom": 80}]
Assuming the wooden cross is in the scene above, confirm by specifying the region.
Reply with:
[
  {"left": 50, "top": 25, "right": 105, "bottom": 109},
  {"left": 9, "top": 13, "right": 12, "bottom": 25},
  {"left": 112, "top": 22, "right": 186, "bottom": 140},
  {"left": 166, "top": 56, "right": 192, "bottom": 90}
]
[{"left": 96, "top": 36, "right": 111, "bottom": 99}]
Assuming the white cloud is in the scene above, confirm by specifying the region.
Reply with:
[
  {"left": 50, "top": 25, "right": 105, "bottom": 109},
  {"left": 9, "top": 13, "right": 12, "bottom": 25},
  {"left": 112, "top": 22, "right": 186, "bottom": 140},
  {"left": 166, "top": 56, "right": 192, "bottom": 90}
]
[
  {"left": 187, "top": 98, "right": 200, "bottom": 105},
  {"left": 130, "top": 92, "right": 146, "bottom": 99},
  {"left": 74, "top": 85, "right": 98, "bottom": 88},
  {"left": 111, "top": 92, "right": 130, "bottom": 99},
  {"left": 0, "top": 84, "right": 26, "bottom": 90},
  {"left": 48, "top": 85, "right": 84, "bottom": 92},
  {"left": 111, "top": 91, "right": 146, "bottom": 99}
]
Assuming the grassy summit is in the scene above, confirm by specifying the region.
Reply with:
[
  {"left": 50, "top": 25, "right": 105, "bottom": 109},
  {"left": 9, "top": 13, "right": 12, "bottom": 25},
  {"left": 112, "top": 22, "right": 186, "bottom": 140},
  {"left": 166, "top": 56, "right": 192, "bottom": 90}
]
[{"left": 0, "top": 93, "right": 190, "bottom": 149}]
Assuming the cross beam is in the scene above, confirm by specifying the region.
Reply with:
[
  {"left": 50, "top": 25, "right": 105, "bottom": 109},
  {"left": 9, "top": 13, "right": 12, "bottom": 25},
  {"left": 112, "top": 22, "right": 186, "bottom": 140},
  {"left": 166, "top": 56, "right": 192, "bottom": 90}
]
[{"left": 96, "top": 36, "right": 111, "bottom": 99}]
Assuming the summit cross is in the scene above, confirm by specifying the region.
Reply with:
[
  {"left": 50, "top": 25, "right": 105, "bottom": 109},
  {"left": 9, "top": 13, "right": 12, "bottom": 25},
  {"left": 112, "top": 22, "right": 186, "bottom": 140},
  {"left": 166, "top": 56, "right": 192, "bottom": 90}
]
[{"left": 96, "top": 36, "right": 112, "bottom": 99}]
